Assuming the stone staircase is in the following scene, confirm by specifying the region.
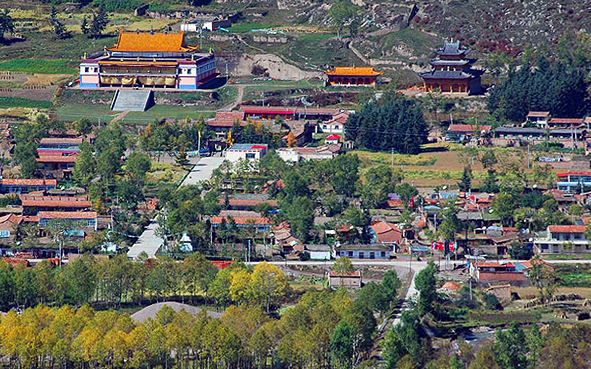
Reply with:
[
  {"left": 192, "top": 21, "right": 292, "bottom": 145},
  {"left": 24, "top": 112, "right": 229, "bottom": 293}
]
[{"left": 110, "top": 90, "right": 154, "bottom": 112}]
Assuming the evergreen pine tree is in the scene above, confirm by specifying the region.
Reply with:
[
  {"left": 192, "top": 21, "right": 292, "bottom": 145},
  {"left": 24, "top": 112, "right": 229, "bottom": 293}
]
[
  {"left": 458, "top": 166, "right": 472, "bottom": 192},
  {"left": 175, "top": 148, "right": 189, "bottom": 167},
  {"left": 89, "top": 5, "right": 108, "bottom": 39},
  {"left": 80, "top": 15, "right": 89, "bottom": 35},
  {"left": 481, "top": 170, "right": 499, "bottom": 193},
  {"left": 50, "top": 6, "right": 69, "bottom": 39}
]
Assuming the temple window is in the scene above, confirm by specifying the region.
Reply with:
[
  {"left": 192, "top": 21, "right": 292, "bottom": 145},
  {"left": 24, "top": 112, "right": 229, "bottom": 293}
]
[{"left": 84, "top": 67, "right": 89, "bottom": 73}]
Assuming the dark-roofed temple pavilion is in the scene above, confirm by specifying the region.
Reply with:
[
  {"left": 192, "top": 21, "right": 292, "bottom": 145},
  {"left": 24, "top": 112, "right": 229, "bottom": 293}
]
[{"left": 419, "top": 40, "right": 483, "bottom": 94}]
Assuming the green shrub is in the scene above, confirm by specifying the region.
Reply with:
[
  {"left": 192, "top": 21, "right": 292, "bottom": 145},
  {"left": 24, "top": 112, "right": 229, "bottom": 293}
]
[
  {"left": 483, "top": 293, "right": 503, "bottom": 310},
  {"left": 93, "top": 0, "right": 144, "bottom": 11},
  {"left": 0, "top": 59, "right": 76, "bottom": 74}
]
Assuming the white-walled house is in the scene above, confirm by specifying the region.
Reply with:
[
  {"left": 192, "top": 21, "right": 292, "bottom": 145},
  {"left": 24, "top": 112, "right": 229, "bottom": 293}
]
[{"left": 224, "top": 144, "right": 268, "bottom": 162}]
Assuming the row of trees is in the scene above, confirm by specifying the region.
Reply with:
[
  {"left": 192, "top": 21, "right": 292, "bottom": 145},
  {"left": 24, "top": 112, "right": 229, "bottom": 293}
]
[
  {"left": 488, "top": 56, "right": 588, "bottom": 122},
  {"left": 346, "top": 92, "right": 428, "bottom": 154},
  {"left": 0, "top": 255, "right": 292, "bottom": 313},
  {"left": 0, "top": 258, "right": 404, "bottom": 369}
]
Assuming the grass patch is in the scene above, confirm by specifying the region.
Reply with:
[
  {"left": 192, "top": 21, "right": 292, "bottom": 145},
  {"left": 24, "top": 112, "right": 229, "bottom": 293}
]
[
  {"left": 352, "top": 150, "right": 438, "bottom": 166},
  {"left": 0, "top": 97, "right": 52, "bottom": 109},
  {"left": 147, "top": 162, "right": 188, "bottom": 186},
  {"left": 0, "top": 59, "right": 77, "bottom": 74},
  {"left": 228, "top": 22, "right": 279, "bottom": 33},
  {"left": 467, "top": 311, "right": 540, "bottom": 326},
  {"left": 55, "top": 103, "right": 116, "bottom": 123},
  {"left": 544, "top": 254, "right": 591, "bottom": 260}
]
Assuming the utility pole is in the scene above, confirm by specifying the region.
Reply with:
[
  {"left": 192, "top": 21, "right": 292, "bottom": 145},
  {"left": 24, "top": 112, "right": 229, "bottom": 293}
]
[{"left": 391, "top": 148, "right": 394, "bottom": 168}]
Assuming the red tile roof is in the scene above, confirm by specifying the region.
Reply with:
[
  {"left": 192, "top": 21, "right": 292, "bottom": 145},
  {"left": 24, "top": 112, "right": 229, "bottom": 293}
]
[
  {"left": 22, "top": 215, "right": 39, "bottom": 223},
  {"left": 325, "top": 134, "right": 341, "bottom": 140},
  {"left": 240, "top": 105, "right": 340, "bottom": 116},
  {"left": 37, "top": 154, "right": 78, "bottom": 163},
  {"left": 206, "top": 111, "right": 246, "bottom": 127},
  {"left": 20, "top": 195, "right": 91, "bottom": 208},
  {"left": 549, "top": 118, "right": 583, "bottom": 124},
  {"left": 441, "top": 281, "right": 462, "bottom": 291},
  {"left": 0, "top": 214, "right": 21, "bottom": 225},
  {"left": 38, "top": 211, "right": 97, "bottom": 219},
  {"left": 218, "top": 198, "right": 278, "bottom": 207},
  {"left": 448, "top": 124, "right": 492, "bottom": 133},
  {"left": 39, "top": 137, "right": 83, "bottom": 145},
  {"left": 548, "top": 225, "right": 586, "bottom": 233},
  {"left": 477, "top": 262, "right": 503, "bottom": 268},
  {"left": 527, "top": 111, "right": 550, "bottom": 118},
  {"left": 372, "top": 221, "right": 400, "bottom": 234},
  {"left": 479, "top": 272, "right": 528, "bottom": 282},
  {"left": 387, "top": 199, "right": 404, "bottom": 208},
  {"left": 1, "top": 179, "right": 57, "bottom": 187},
  {"left": 210, "top": 261, "right": 232, "bottom": 269},
  {"left": 326, "top": 112, "right": 349, "bottom": 125},
  {"left": 209, "top": 216, "right": 271, "bottom": 225},
  {"left": 329, "top": 270, "right": 361, "bottom": 277},
  {"left": 556, "top": 171, "right": 591, "bottom": 178}
]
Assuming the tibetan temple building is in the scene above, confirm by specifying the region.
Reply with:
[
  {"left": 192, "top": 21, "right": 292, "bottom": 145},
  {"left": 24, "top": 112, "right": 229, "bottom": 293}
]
[
  {"left": 325, "top": 67, "right": 382, "bottom": 86},
  {"left": 419, "top": 40, "right": 483, "bottom": 94},
  {"left": 79, "top": 30, "right": 216, "bottom": 90}
]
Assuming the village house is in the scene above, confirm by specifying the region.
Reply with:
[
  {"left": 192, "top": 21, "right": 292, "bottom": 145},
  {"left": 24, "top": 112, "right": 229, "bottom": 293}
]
[
  {"left": 316, "top": 111, "right": 348, "bottom": 135},
  {"left": 239, "top": 105, "right": 339, "bottom": 122},
  {"left": 205, "top": 111, "right": 246, "bottom": 138},
  {"left": 492, "top": 127, "right": 586, "bottom": 148},
  {"left": 0, "top": 214, "right": 21, "bottom": 247},
  {"left": 37, "top": 137, "right": 82, "bottom": 155},
  {"left": 19, "top": 194, "right": 92, "bottom": 214},
  {"left": 37, "top": 154, "right": 77, "bottom": 179},
  {"left": 0, "top": 179, "right": 57, "bottom": 194},
  {"left": 218, "top": 194, "right": 277, "bottom": 211},
  {"left": 271, "top": 222, "right": 302, "bottom": 255},
  {"left": 324, "top": 134, "right": 341, "bottom": 145},
  {"left": 485, "top": 284, "right": 512, "bottom": 302},
  {"left": 446, "top": 124, "right": 491, "bottom": 142},
  {"left": 209, "top": 214, "right": 272, "bottom": 234},
  {"left": 224, "top": 143, "right": 268, "bottom": 162},
  {"left": 334, "top": 244, "right": 391, "bottom": 259},
  {"left": 469, "top": 261, "right": 529, "bottom": 287},
  {"left": 534, "top": 225, "right": 590, "bottom": 254},
  {"left": 547, "top": 117, "right": 583, "bottom": 129},
  {"left": 38, "top": 211, "right": 98, "bottom": 231},
  {"left": 525, "top": 111, "right": 551, "bottom": 128},
  {"left": 556, "top": 172, "right": 591, "bottom": 193},
  {"left": 370, "top": 221, "right": 403, "bottom": 253},
  {"left": 305, "top": 244, "right": 332, "bottom": 260},
  {"left": 276, "top": 144, "right": 341, "bottom": 162},
  {"left": 329, "top": 270, "right": 362, "bottom": 288}
]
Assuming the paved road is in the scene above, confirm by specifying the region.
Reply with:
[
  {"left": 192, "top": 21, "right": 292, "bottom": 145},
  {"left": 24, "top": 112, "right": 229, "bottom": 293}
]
[
  {"left": 127, "top": 156, "right": 225, "bottom": 259},
  {"left": 181, "top": 156, "right": 224, "bottom": 186}
]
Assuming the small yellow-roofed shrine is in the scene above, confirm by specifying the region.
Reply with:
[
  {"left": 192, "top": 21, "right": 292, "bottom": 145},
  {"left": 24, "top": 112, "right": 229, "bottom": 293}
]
[
  {"left": 108, "top": 30, "right": 199, "bottom": 53},
  {"left": 325, "top": 67, "right": 383, "bottom": 86}
]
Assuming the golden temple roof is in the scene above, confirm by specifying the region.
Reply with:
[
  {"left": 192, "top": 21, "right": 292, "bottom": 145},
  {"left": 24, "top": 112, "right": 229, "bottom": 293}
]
[
  {"left": 108, "top": 31, "right": 199, "bottom": 53},
  {"left": 325, "top": 67, "right": 383, "bottom": 76}
]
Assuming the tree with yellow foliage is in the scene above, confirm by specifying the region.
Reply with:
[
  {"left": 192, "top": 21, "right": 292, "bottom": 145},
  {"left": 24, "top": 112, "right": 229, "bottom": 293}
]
[
  {"left": 250, "top": 262, "right": 288, "bottom": 313},
  {"left": 286, "top": 131, "right": 296, "bottom": 147}
]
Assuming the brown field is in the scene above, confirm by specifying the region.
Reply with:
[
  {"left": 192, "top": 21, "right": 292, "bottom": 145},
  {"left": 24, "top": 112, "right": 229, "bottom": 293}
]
[
  {"left": 25, "top": 73, "right": 71, "bottom": 85},
  {"left": 512, "top": 286, "right": 591, "bottom": 300}
]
